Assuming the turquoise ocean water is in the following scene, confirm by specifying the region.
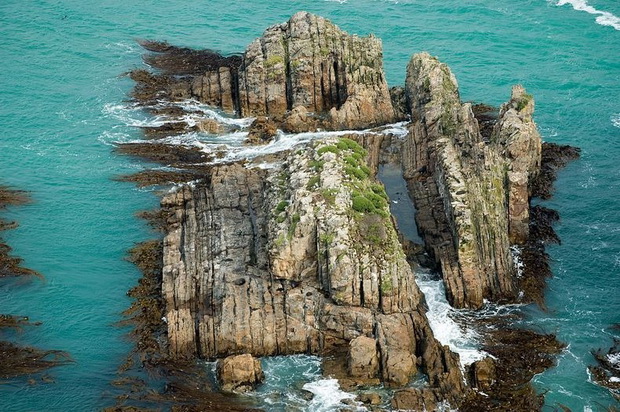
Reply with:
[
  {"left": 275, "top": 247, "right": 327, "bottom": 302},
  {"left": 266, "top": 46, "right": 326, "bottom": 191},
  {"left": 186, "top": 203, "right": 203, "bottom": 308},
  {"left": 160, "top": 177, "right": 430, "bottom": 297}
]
[{"left": 0, "top": 0, "right": 618, "bottom": 410}]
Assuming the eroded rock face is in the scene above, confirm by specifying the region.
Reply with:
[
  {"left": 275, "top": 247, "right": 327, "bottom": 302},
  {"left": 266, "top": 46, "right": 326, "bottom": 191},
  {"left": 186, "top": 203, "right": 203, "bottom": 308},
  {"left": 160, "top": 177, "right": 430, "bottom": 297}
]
[
  {"left": 402, "top": 52, "right": 542, "bottom": 309},
  {"left": 348, "top": 336, "right": 379, "bottom": 379},
  {"left": 216, "top": 354, "right": 264, "bottom": 393},
  {"left": 136, "top": 12, "right": 396, "bottom": 131},
  {"left": 246, "top": 116, "right": 278, "bottom": 145},
  {"left": 237, "top": 12, "right": 395, "bottom": 129},
  {"left": 493, "top": 85, "right": 542, "bottom": 244},
  {"left": 161, "top": 138, "right": 466, "bottom": 407}
]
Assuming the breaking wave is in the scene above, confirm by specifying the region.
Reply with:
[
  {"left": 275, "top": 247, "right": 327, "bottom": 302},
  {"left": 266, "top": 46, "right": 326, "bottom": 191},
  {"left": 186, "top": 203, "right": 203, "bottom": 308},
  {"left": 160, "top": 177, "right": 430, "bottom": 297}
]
[{"left": 556, "top": 0, "right": 620, "bottom": 30}]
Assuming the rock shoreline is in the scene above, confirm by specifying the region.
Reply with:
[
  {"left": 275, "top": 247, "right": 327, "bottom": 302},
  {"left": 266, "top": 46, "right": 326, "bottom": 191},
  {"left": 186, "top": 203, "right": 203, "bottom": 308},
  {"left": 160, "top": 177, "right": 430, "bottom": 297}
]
[{"left": 114, "top": 12, "right": 580, "bottom": 411}]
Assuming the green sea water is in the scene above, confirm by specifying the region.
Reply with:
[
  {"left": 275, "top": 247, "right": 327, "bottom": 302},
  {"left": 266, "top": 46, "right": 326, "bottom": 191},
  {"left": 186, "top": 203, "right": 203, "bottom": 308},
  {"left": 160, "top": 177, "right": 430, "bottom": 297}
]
[{"left": 0, "top": 0, "right": 618, "bottom": 410}]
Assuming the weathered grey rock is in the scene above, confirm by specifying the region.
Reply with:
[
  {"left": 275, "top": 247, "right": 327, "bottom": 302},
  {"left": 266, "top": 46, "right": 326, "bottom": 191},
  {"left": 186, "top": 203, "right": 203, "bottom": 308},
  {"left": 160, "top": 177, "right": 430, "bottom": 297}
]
[
  {"left": 358, "top": 392, "right": 381, "bottom": 405},
  {"left": 216, "top": 354, "right": 264, "bottom": 393},
  {"left": 196, "top": 118, "right": 223, "bottom": 134},
  {"left": 191, "top": 66, "right": 236, "bottom": 113},
  {"left": 493, "top": 85, "right": 542, "bottom": 244},
  {"left": 348, "top": 336, "right": 379, "bottom": 378},
  {"left": 389, "top": 86, "right": 409, "bottom": 121},
  {"left": 402, "top": 52, "right": 541, "bottom": 309},
  {"left": 281, "top": 105, "right": 319, "bottom": 133},
  {"left": 170, "top": 12, "right": 396, "bottom": 130},
  {"left": 161, "top": 137, "right": 467, "bottom": 408}
]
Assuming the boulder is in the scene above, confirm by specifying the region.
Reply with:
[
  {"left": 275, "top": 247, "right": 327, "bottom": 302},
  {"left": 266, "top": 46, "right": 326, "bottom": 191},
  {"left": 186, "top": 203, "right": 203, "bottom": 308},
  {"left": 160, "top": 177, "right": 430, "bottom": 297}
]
[
  {"left": 470, "top": 357, "right": 496, "bottom": 391},
  {"left": 196, "top": 119, "right": 223, "bottom": 134},
  {"left": 246, "top": 116, "right": 277, "bottom": 145},
  {"left": 358, "top": 392, "right": 381, "bottom": 405},
  {"left": 348, "top": 336, "right": 379, "bottom": 378},
  {"left": 216, "top": 354, "right": 264, "bottom": 393}
]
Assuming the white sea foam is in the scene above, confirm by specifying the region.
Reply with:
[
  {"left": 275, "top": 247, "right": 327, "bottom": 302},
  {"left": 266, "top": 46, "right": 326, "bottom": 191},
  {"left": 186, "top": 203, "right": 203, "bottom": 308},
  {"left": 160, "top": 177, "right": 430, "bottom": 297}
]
[
  {"left": 510, "top": 245, "right": 525, "bottom": 278},
  {"left": 302, "top": 379, "right": 365, "bottom": 412},
  {"left": 379, "top": 121, "right": 409, "bottom": 138},
  {"left": 556, "top": 0, "right": 620, "bottom": 30},
  {"left": 607, "top": 352, "right": 620, "bottom": 368},
  {"left": 416, "top": 271, "right": 487, "bottom": 366},
  {"left": 611, "top": 113, "right": 620, "bottom": 128}
]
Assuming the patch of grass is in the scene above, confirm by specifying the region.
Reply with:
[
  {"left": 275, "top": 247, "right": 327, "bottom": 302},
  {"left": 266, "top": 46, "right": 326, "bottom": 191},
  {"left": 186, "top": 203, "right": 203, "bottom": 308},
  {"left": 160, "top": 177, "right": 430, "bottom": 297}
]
[
  {"left": 320, "top": 188, "right": 338, "bottom": 205},
  {"left": 336, "top": 138, "right": 367, "bottom": 157},
  {"left": 317, "top": 145, "right": 340, "bottom": 156},
  {"left": 380, "top": 278, "right": 393, "bottom": 293},
  {"left": 275, "top": 200, "right": 289, "bottom": 213},
  {"left": 264, "top": 55, "right": 284, "bottom": 68},
  {"left": 288, "top": 213, "right": 301, "bottom": 239},
  {"left": 352, "top": 196, "right": 375, "bottom": 213},
  {"left": 306, "top": 175, "right": 320, "bottom": 190},
  {"left": 345, "top": 166, "right": 369, "bottom": 180},
  {"left": 319, "top": 233, "right": 335, "bottom": 246},
  {"left": 516, "top": 93, "right": 533, "bottom": 112},
  {"left": 274, "top": 233, "right": 286, "bottom": 248},
  {"left": 309, "top": 160, "right": 324, "bottom": 171}
]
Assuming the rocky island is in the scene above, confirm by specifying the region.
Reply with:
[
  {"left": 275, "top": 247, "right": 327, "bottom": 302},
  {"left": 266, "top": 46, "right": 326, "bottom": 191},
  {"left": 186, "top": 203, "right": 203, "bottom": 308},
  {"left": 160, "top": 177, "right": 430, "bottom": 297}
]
[{"left": 113, "top": 12, "right": 579, "bottom": 411}]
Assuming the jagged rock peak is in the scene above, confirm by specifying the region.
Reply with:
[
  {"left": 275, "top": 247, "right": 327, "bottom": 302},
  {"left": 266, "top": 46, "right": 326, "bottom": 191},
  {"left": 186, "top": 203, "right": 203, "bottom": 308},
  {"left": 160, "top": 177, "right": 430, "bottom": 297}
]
[
  {"left": 493, "top": 85, "right": 542, "bottom": 244},
  {"left": 402, "top": 52, "right": 544, "bottom": 309},
  {"left": 160, "top": 136, "right": 466, "bottom": 408},
  {"left": 190, "top": 12, "right": 397, "bottom": 129}
]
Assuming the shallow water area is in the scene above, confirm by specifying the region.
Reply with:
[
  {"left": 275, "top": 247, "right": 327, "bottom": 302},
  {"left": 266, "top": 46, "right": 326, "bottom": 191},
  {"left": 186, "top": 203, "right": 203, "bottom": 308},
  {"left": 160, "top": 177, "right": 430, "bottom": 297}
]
[{"left": 1, "top": 0, "right": 618, "bottom": 410}]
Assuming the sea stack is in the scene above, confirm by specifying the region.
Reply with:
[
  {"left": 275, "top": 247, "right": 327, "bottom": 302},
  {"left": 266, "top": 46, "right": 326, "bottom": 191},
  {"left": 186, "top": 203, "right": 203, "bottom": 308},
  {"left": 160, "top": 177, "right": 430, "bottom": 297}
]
[{"left": 119, "top": 11, "right": 575, "bottom": 411}]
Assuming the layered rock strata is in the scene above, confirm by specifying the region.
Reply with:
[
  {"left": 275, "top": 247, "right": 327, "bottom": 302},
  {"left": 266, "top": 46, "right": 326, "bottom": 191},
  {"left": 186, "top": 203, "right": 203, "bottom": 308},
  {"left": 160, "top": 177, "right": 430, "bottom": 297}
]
[
  {"left": 402, "top": 53, "right": 542, "bottom": 309},
  {"left": 133, "top": 12, "right": 396, "bottom": 131},
  {"left": 119, "top": 12, "right": 580, "bottom": 411},
  {"left": 161, "top": 138, "right": 465, "bottom": 406}
]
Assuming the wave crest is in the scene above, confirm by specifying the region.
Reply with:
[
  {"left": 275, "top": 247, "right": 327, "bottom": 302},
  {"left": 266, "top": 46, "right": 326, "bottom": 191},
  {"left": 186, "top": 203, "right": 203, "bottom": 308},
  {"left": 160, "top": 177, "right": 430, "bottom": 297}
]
[{"left": 556, "top": 0, "right": 620, "bottom": 30}]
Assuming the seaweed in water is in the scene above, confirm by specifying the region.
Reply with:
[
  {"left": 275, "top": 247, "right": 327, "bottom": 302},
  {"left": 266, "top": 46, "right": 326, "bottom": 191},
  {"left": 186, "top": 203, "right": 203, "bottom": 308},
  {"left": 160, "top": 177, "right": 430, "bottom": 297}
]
[{"left": 589, "top": 325, "right": 620, "bottom": 402}]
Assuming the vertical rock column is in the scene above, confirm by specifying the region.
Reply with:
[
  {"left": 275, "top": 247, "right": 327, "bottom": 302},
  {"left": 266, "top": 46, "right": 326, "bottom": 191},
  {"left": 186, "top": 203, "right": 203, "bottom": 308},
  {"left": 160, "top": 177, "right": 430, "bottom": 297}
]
[
  {"left": 402, "top": 52, "right": 518, "bottom": 309},
  {"left": 492, "top": 85, "right": 542, "bottom": 244}
]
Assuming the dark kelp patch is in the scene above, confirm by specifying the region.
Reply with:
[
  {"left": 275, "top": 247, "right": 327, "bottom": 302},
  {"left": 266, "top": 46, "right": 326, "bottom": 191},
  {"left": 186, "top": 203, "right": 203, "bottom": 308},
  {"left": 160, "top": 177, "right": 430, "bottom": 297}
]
[
  {"left": 0, "top": 186, "right": 71, "bottom": 380},
  {"left": 114, "top": 143, "right": 211, "bottom": 165},
  {"left": 0, "top": 187, "right": 41, "bottom": 279},
  {"left": 589, "top": 325, "right": 620, "bottom": 402},
  {"left": 137, "top": 40, "right": 242, "bottom": 76},
  {"left": 461, "top": 318, "right": 565, "bottom": 412},
  {"left": 531, "top": 143, "right": 581, "bottom": 200},
  {"left": 116, "top": 170, "right": 201, "bottom": 188},
  {"left": 0, "top": 341, "right": 73, "bottom": 380},
  {"left": 110, "top": 238, "right": 259, "bottom": 411}
]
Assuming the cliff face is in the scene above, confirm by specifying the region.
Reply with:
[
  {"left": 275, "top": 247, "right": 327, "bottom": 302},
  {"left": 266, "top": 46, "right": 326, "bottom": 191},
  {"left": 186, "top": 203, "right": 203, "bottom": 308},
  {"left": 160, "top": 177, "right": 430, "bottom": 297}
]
[
  {"left": 402, "top": 53, "right": 542, "bottom": 309},
  {"left": 161, "top": 139, "right": 465, "bottom": 405},
  {"left": 119, "top": 12, "right": 572, "bottom": 411},
  {"left": 137, "top": 12, "right": 395, "bottom": 131}
]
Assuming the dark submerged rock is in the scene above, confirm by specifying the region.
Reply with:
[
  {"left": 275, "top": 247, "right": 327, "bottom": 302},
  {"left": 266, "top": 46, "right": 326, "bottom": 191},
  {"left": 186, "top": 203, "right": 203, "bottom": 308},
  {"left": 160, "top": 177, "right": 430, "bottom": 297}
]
[
  {"left": 588, "top": 325, "right": 620, "bottom": 402},
  {"left": 531, "top": 142, "right": 581, "bottom": 200}
]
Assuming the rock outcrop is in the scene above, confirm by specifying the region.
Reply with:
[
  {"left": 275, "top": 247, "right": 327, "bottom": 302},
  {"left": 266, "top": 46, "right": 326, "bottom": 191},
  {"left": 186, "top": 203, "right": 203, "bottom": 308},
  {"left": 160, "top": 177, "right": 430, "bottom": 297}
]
[
  {"left": 161, "top": 138, "right": 466, "bottom": 406},
  {"left": 402, "top": 52, "right": 542, "bottom": 309},
  {"left": 120, "top": 13, "right": 581, "bottom": 411},
  {"left": 348, "top": 336, "right": 379, "bottom": 379},
  {"left": 216, "top": 354, "right": 264, "bottom": 393},
  {"left": 135, "top": 12, "right": 396, "bottom": 131},
  {"left": 493, "top": 85, "right": 542, "bottom": 244}
]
